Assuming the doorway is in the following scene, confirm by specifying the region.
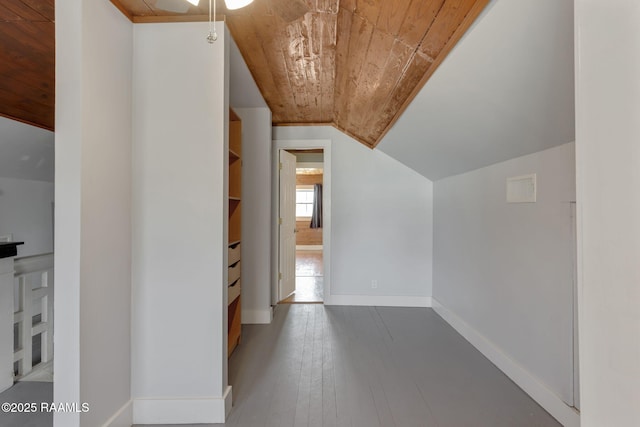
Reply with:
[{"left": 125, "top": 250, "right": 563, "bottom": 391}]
[
  {"left": 281, "top": 149, "right": 324, "bottom": 303},
  {"left": 273, "top": 140, "right": 331, "bottom": 306}
]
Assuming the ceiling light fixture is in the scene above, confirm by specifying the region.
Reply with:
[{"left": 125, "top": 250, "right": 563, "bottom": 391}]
[
  {"left": 189, "top": 0, "right": 254, "bottom": 43},
  {"left": 224, "top": 0, "right": 254, "bottom": 10}
]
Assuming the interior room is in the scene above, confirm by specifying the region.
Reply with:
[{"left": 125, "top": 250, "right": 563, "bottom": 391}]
[{"left": 0, "top": 0, "right": 638, "bottom": 426}]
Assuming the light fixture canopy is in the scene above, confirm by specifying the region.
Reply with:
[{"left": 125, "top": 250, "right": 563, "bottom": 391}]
[
  {"left": 224, "top": 0, "right": 254, "bottom": 10},
  {"left": 198, "top": 0, "right": 254, "bottom": 44}
]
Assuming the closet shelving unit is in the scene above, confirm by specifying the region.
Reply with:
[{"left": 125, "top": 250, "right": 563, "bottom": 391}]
[{"left": 228, "top": 109, "right": 242, "bottom": 357}]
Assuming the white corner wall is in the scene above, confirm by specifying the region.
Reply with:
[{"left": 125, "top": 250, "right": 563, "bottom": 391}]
[
  {"left": 234, "top": 108, "right": 273, "bottom": 324},
  {"left": 575, "top": 1, "right": 640, "bottom": 425},
  {"left": 0, "top": 178, "right": 54, "bottom": 257},
  {"left": 132, "top": 22, "right": 229, "bottom": 424},
  {"left": 272, "top": 126, "right": 433, "bottom": 306},
  {"left": 432, "top": 143, "right": 578, "bottom": 426},
  {"left": 55, "top": 0, "right": 133, "bottom": 426}
]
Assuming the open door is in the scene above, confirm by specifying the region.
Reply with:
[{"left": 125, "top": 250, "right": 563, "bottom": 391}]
[{"left": 278, "top": 150, "right": 297, "bottom": 301}]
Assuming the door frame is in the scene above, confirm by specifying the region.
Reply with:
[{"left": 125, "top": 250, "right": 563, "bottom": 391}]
[{"left": 271, "top": 139, "right": 332, "bottom": 306}]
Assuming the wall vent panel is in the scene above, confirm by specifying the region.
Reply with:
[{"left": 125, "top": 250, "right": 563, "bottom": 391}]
[{"left": 507, "top": 174, "right": 536, "bottom": 203}]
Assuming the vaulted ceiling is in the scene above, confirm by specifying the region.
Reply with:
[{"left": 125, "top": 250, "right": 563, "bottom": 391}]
[
  {"left": 113, "top": 0, "right": 490, "bottom": 147},
  {"left": 0, "top": 0, "right": 575, "bottom": 184},
  {"left": 0, "top": 0, "right": 55, "bottom": 131},
  {"left": 0, "top": 0, "right": 490, "bottom": 147}
]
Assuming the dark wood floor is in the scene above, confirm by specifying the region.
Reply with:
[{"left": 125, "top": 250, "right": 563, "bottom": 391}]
[{"left": 138, "top": 305, "right": 561, "bottom": 427}]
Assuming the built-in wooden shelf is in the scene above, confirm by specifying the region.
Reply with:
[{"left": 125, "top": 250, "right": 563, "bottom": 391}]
[
  {"left": 229, "top": 203, "right": 241, "bottom": 245},
  {"left": 228, "top": 278, "right": 241, "bottom": 304},
  {"left": 228, "top": 108, "right": 242, "bottom": 358},
  {"left": 227, "top": 297, "right": 241, "bottom": 357}
]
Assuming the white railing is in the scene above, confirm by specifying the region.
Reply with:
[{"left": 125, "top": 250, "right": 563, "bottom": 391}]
[{"left": 13, "top": 253, "right": 54, "bottom": 380}]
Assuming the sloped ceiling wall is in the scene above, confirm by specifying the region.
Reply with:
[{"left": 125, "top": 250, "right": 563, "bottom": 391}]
[
  {"left": 0, "top": 116, "right": 54, "bottom": 182},
  {"left": 377, "top": 0, "right": 575, "bottom": 180}
]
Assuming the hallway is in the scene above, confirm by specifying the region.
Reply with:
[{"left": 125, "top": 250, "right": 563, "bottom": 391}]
[{"left": 137, "top": 304, "right": 560, "bottom": 427}]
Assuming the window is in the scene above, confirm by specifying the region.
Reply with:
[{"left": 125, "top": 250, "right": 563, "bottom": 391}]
[{"left": 296, "top": 187, "right": 314, "bottom": 218}]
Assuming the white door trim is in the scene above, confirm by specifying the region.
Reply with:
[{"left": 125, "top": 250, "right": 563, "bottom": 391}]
[{"left": 272, "top": 139, "right": 331, "bottom": 305}]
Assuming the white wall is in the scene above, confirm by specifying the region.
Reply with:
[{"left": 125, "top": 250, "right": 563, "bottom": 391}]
[
  {"left": 0, "top": 117, "right": 54, "bottom": 183},
  {"left": 575, "top": 1, "right": 640, "bottom": 425},
  {"left": 273, "top": 126, "right": 433, "bottom": 306},
  {"left": 234, "top": 108, "right": 272, "bottom": 324},
  {"left": 55, "top": 0, "right": 133, "bottom": 426},
  {"left": 432, "top": 143, "right": 577, "bottom": 426},
  {"left": 132, "top": 22, "right": 229, "bottom": 424},
  {"left": 0, "top": 177, "right": 54, "bottom": 257}
]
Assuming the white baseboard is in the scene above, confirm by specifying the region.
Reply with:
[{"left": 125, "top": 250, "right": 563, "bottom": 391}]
[
  {"left": 102, "top": 400, "right": 132, "bottom": 427},
  {"left": 326, "top": 294, "right": 431, "bottom": 307},
  {"left": 431, "top": 298, "right": 580, "bottom": 427},
  {"left": 223, "top": 385, "right": 233, "bottom": 418},
  {"left": 296, "top": 245, "right": 323, "bottom": 250},
  {"left": 242, "top": 308, "right": 273, "bottom": 324},
  {"left": 133, "top": 386, "right": 232, "bottom": 424}
]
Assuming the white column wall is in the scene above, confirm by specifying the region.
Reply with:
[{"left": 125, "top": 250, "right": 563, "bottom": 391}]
[
  {"left": 575, "top": 1, "right": 640, "bottom": 425},
  {"left": 131, "top": 23, "right": 229, "bottom": 424},
  {"left": 55, "top": 0, "right": 133, "bottom": 425}
]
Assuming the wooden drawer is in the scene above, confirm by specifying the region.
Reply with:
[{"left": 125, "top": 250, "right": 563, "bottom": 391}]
[
  {"left": 228, "top": 261, "right": 241, "bottom": 285},
  {"left": 228, "top": 242, "right": 241, "bottom": 266},
  {"left": 228, "top": 279, "right": 241, "bottom": 305}
]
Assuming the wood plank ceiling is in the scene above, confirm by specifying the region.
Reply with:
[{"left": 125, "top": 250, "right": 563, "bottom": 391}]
[
  {"left": 0, "top": 0, "right": 55, "bottom": 131},
  {"left": 0, "top": 0, "right": 489, "bottom": 144},
  {"left": 114, "top": 0, "right": 489, "bottom": 148}
]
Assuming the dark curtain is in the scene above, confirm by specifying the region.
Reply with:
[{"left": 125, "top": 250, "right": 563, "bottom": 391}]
[{"left": 310, "top": 183, "right": 323, "bottom": 229}]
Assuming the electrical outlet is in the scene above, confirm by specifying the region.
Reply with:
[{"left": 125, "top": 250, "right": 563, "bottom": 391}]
[{"left": 371, "top": 280, "right": 378, "bottom": 289}]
